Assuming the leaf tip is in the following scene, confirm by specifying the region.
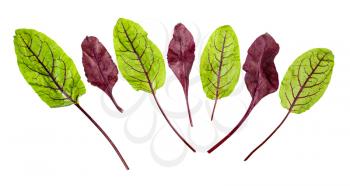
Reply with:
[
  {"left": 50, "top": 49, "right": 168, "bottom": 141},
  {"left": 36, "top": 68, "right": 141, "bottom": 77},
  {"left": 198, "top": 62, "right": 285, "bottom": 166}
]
[
  {"left": 218, "top": 25, "right": 233, "bottom": 31},
  {"left": 117, "top": 17, "right": 131, "bottom": 25},
  {"left": 14, "top": 28, "right": 31, "bottom": 38},
  {"left": 15, "top": 28, "right": 27, "bottom": 34},
  {"left": 315, "top": 48, "right": 334, "bottom": 55},
  {"left": 82, "top": 35, "right": 98, "bottom": 46},
  {"left": 175, "top": 23, "right": 185, "bottom": 29}
]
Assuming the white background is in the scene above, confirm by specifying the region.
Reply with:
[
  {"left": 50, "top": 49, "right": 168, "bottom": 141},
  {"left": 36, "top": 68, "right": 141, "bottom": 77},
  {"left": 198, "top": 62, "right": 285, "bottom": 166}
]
[{"left": 1, "top": 0, "right": 349, "bottom": 185}]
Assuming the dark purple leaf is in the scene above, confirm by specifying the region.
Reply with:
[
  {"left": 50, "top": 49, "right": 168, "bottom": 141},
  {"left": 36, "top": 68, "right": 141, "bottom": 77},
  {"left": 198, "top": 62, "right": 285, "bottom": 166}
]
[
  {"left": 208, "top": 33, "right": 280, "bottom": 153},
  {"left": 167, "top": 23, "right": 195, "bottom": 126},
  {"left": 244, "top": 33, "right": 279, "bottom": 106},
  {"left": 81, "top": 36, "right": 123, "bottom": 112}
]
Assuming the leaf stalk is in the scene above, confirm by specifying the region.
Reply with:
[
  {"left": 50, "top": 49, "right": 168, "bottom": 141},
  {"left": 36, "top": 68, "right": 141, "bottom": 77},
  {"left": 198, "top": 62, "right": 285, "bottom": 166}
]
[
  {"left": 74, "top": 103, "right": 129, "bottom": 170},
  {"left": 244, "top": 110, "right": 291, "bottom": 161},
  {"left": 208, "top": 100, "right": 255, "bottom": 153},
  {"left": 151, "top": 93, "right": 196, "bottom": 152}
]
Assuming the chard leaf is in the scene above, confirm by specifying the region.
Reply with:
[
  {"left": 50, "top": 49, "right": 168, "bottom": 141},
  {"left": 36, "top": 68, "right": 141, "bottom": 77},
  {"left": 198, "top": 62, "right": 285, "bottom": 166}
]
[
  {"left": 14, "top": 29, "right": 86, "bottom": 107},
  {"left": 167, "top": 23, "right": 195, "bottom": 126},
  {"left": 244, "top": 33, "right": 279, "bottom": 106},
  {"left": 113, "top": 18, "right": 195, "bottom": 152},
  {"left": 279, "top": 48, "right": 334, "bottom": 113},
  {"left": 208, "top": 33, "right": 280, "bottom": 153},
  {"left": 245, "top": 48, "right": 334, "bottom": 161},
  {"left": 81, "top": 36, "right": 123, "bottom": 113},
  {"left": 200, "top": 25, "right": 240, "bottom": 120},
  {"left": 14, "top": 29, "right": 129, "bottom": 170},
  {"left": 113, "top": 18, "right": 165, "bottom": 93}
]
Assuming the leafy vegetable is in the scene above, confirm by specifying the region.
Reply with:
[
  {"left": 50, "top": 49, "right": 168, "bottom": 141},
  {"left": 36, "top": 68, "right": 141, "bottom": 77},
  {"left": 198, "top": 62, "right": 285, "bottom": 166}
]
[
  {"left": 81, "top": 36, "right": 123, "bottom": 113},
  {"left": 208, "top": 33, "right": 280, "bottom": 153},
  {"left": 167, "top": 23, "right": 195, "bottom": 127},
  {"left": 14, "top": 29, "right": 129, "bottom": 170},
  {"left": 113, "top": 18, "right": 195, "bottom": 152},
  {"left": 244, "top": 48, "right": 334, "bottom": 160},
  {"left": 200, "top": 25, "right": 240, "bottom": 121}
]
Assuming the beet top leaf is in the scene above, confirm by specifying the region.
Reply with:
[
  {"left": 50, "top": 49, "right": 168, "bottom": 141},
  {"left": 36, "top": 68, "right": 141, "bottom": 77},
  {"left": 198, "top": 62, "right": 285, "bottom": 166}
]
[
  {"left": 200, "top": 25, "right": 240, "bottom": 121},
  {"left": 14, "top": 29, "right": 129, "bottom": 170},
  {"left": 208, "top": 33, "right": 279, "bottom": 153},
  {"left": 245, "top": 48, "right": 334, "bottom": 161},
  {"left": 113, "top": 18, "right": 195, "bottom": 152},
  {"left": 244, "top": 33, "right": 279, "bottom": 106},
  {"left": 81, "top": 36, "right": 123, "bottom": 113},
  {"left": 167, "top": 23, "right": 195, "bottom": 127}
]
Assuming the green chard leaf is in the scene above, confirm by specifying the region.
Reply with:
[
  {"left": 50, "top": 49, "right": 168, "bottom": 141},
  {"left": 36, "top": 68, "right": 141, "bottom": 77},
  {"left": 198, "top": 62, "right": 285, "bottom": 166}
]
[
  {"left": 113, "top": 18, "right": 166, "bottom": 93},
  {"left": 14, "top": 29, "right": 129, "bottom": 170},
  {"left": 244, "top": 48, "right": 334, "bottom": 161},
  {"left": 14, "top": 29, "right": 85, "bottom": 107},
  {"left": 279, "top": 48, "right": 334, "bottom": 113},
  {"left": 200, "top": 25, "right": 240, "bottom": 120},
  {"left": 113, "top": 18, "right": 195, "bottom": 152}
]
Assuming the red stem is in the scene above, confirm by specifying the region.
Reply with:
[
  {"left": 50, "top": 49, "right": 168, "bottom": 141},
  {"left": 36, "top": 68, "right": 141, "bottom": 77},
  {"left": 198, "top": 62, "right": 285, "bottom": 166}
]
[
  {"left": 211, "top": 34, "right": 227, "bottom": 121},
  {"left": 208, "top": 100, "right": 254, "bottom": 153},
  {"left": 151, "top": 93, "right": 196, "bottom": 152},
  {"left": 185, "top": 93, "right": 193, "bottom": 127},
  {"left": 244, "top": 110, "right": 291, "bottom": 161},
  {"left": 211, "top": 98, "right": 218, "bottom": 121},
  {"left": 109, "top": 95, "right": 124, "bottom": 113},
  {"left": 74, "top": 103, "right": 129, "bottom": 170}
]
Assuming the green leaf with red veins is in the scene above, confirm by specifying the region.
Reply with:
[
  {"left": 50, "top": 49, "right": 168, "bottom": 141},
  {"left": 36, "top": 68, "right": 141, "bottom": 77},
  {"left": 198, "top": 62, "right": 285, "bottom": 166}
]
[{"left": 200, "top": 25, "right": 240, "bottom": 121}]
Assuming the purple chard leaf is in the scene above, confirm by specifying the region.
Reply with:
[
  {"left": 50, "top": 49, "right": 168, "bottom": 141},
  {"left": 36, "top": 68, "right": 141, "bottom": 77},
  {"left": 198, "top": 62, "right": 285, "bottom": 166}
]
[
  {"left": 167, "top": 23, "right": 195, "bottom": 127},
  {"left": 208, "top": 33, "right": 280, "bottom": 153},
  {"left": 244, "top": 33, "right": 279, "bottom": 106},
  {"left": 81, "top": 36, "right": 123, "bottom": 113}
]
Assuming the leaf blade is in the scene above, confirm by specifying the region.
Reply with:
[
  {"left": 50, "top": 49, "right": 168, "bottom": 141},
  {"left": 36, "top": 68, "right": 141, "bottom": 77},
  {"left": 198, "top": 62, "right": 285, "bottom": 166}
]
[
  {"left": 167, "top": 23, "right": 195, "bottom": 126},
  {"left": 14, "top": 29, "right": 86, "bottom": 108},
  {"left": 279, "top": 48, "right": 334, "bottom": 114},
  {"left": 81, "top": 36, "right": 123, "bottom": 112},
  {"left": 200, "top": 25, "right": 240, "bottom": 99},
  {"left": 113, "top": 18, "right": 166, "bottom": 93},
  {"left": 200, "top": 25, "right": 240, "bottom": 120},
  {"left": 243, "top": 33, "right": 279, "bottom": 106}
]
